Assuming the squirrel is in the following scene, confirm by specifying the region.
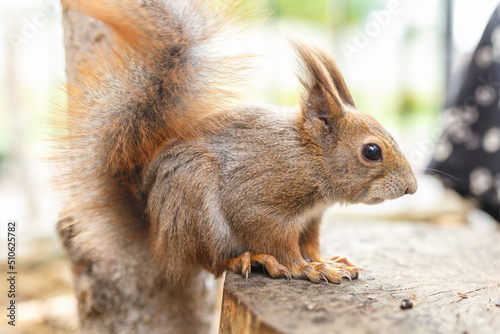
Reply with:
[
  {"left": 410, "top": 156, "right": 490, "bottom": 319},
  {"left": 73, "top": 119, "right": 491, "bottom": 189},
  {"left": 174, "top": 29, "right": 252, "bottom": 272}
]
[{"left": 55, "top": 0, "right": 417, "bottom": 285}]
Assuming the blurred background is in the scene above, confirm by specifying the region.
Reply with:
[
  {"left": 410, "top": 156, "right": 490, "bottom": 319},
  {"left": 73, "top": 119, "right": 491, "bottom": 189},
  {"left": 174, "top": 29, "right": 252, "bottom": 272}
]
[{"left": 1, "top": 0, "right": 499, "bottom": 332}]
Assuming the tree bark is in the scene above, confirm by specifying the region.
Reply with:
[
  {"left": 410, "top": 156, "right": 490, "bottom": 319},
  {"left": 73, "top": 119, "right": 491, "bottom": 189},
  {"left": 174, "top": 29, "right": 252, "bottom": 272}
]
[{"left": 58, "top": 5, "right": 219, "bottom": 333}]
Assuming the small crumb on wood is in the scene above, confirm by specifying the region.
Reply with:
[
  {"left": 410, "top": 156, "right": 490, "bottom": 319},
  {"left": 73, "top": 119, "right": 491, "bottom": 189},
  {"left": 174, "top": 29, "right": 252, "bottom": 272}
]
[
  {"left": 457, "top": 292, "right": 468, "bottom": 299},
  {"left": 305, "top": 302, "right": 318, "bottom": 311},
  {"left": 400, "top": 298, "right": 413, "bottom": 310},
  {"left": 494, "top": 298, "right": 500, "bottom": 307}
]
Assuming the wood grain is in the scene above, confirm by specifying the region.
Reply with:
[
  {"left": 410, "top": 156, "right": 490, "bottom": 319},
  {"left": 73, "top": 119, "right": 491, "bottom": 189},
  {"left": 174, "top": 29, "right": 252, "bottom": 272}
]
[{"left": 220, "top": 215, "right": 500, "bottom": 334}]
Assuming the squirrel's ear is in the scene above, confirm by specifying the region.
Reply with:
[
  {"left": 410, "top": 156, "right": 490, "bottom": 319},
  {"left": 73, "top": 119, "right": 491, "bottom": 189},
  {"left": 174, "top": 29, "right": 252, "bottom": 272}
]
[
  {"left": 292, "top": 39, "right": 354, "bottom": 121},
  {"left": 314, "top": 48, "right": 355, "bottom": 108}
]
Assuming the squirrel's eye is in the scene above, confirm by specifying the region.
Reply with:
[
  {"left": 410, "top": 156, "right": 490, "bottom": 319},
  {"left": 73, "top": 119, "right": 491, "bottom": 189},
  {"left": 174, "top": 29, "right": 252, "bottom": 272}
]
[{"left": 363, "top": 144, "right": 382, "bottom": 161}]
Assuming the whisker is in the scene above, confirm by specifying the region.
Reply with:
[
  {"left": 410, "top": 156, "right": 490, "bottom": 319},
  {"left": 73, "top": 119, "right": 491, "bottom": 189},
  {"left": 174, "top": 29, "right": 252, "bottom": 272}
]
[{"left": 425, "top": 168, "right": 460, "bottom": 182}]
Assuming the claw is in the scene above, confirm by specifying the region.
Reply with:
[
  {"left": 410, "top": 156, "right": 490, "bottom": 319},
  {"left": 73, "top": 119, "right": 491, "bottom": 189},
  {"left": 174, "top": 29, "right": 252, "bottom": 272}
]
[
  {"left": 280, "top": 269, "right": 291, "bottom": 280},
  {"left": 336, "top": 269, "right": 350, "bottom": 280},
  {"left": 338, "top": 268, "right": 349, "bottom": 276},
  {"left": 319, "top": 274, "right": 328, "bottom": 283},
  {"left": 353, "top": 267, "right": 365, "bottom": 274}
]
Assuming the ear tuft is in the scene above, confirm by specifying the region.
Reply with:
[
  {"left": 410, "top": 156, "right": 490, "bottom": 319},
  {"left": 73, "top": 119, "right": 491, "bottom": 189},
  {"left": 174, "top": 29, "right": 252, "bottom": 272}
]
[
  {"left": 314, "top": 48, "right": 356, "bottom": 108},
  {"left": 291, "top": 38, "right": 356, "bottom": 122},
  {"left": 291, "top": 38, "right": 343, "bottom": 120}
]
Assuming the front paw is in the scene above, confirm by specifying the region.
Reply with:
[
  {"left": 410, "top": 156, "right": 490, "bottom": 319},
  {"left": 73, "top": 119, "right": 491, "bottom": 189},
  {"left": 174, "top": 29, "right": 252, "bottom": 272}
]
[
  {"left": 302, "top": 253, "right": 362, "bottom": 280},
  {"left": 225, "top": 251, "right": 360, "bottom": 284},
  {"left": 288, "top": 262, "right": 353, "bottom": 284},
  {"left": 225, "top": 251, "right": 291, "bottom": 279},
  {"left": 328, "top": 256, "right": 363, "bottom": 279}
]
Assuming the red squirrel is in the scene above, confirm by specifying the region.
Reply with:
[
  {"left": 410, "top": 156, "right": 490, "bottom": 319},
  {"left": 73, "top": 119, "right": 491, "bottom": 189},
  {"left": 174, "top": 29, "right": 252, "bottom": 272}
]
[{"left": 54, "top": 0, "right": 417, "bottom": 285}]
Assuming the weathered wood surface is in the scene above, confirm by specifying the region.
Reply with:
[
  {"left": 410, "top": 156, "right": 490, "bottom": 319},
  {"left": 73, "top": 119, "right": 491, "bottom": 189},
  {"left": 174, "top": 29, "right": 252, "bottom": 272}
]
[{"left": 220, "top": 214, "right": 500, "bottom": 334}]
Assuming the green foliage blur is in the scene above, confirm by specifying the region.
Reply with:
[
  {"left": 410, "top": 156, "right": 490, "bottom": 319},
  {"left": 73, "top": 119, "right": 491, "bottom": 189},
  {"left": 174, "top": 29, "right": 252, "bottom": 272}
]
[
  {"left": 251, "top": 0, "right": 444, "bottom": 130},
  {"left": 268, "top": 0, "right": 385, "bottom": 26}
]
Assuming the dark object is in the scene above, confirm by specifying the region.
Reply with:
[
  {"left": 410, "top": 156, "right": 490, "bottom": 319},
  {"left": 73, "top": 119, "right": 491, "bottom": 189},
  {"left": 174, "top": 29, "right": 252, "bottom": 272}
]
[
  {"left": 445, "top": 0, "right": 454, "bottom": 89},
  {"left": 494, "top": 298, "right": 500, "bottom": 307},
  {"left": 400, "top": 298, "right": 413, "bottom": 310},
  {"left": 429, "top": 4, "right": 500, "bottom": 223}
]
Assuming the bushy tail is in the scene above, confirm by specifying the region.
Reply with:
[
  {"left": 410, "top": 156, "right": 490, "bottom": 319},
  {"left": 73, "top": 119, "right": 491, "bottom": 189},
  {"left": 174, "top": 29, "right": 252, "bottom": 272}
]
[
  {"left": 60, "top": 0, "right": 253, "bottom": 178},
  {"left": 50, "top": 0, "right": 255, "bottom": 256}
]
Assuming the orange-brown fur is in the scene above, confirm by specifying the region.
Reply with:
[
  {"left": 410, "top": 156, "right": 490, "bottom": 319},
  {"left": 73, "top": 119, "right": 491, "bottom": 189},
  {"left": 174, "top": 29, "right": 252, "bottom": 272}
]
[{"left": 53, "top": 0, "right": 417, "bottom": 284}]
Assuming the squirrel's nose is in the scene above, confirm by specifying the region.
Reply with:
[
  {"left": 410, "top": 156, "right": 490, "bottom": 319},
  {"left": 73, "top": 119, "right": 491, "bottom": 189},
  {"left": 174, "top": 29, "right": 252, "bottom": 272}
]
[
  {"left": 405, "top": 187, "right": 414, "bottom": 195},
  {"left": 404, "top": 174, "right": 418, "bottom": 195}
]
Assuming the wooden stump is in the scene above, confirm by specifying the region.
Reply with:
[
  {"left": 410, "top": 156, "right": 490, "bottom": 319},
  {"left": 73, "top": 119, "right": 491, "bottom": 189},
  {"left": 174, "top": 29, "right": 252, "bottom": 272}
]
[{"left": 219, "top": 216, "right": 500, "bottom": 334}]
